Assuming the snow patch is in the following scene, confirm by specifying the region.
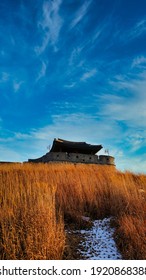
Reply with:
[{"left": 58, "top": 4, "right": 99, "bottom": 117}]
[{"left": 77, "top": 217, "right": 122, "bottom": 260}]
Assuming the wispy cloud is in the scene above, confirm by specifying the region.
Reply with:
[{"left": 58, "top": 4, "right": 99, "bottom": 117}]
[
  {"left": 132, "top": 19, "right": 146, "bottom": 38},
  {"left": 36, "top": 61, "right": 48, "bottom": 81},
  {"left": 80, "top": 68, "right": 97, "bottom": 81},
  {"left": 126, "top": 132, "right": 146, "bottom": 152},
  {"left": 13, "top": 80, "right": 24, "bottom": 93},
  {"left": 122, "top": 18, "right": 146, "bottom": 42},
  {"left": 0, "top": 72, "right": 24, "bottom": 93},
  {"left": 101, "top": 88, "right": 146, "bottom": 128},
  {"left": 64, "top": 82, "right": 76, "bottom": 89},
  {"left": 116, "top": 154, "right": 146, "bottom": 173},
  {"left": 69, "top": 47, "right": 83, "bottom": 66},
  {"left": 70, "top": 0, "right": 92, "bottom": 29},
  {"left": 91, "top": 20, "right": 109, "bottom": 44},
  {"left": 36, "top": 0, "right": 63, "bottom": 54},
  {"left": 132, "top": 56, "right": 146, "bottom": 68},
  {"left": 0, "top": 72, "right": 9, "bottom": 83},
  {"left": 98, "top": 67, "right": 146, "bottom": 130},
  {"left": 14, "top": 132, "right": 32, "bottom": 140},
  {"left": 29, "top": 113, "right": 120, "bottom": 145}
]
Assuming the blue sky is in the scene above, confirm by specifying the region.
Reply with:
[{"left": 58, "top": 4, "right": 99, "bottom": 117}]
[{"left": 0, "top": 0, "right": 146, "bottom": 173}]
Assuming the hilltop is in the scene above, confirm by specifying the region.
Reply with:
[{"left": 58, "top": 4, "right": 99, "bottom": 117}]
[{"left": 0, "top": 163, "right": 146, "bottom": 259}]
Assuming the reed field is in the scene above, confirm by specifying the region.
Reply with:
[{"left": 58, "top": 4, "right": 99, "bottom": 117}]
[{"left": 0, "top": 162, "right": 146, "bottom": 259}]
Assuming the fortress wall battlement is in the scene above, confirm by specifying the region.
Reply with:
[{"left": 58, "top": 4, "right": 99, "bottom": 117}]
[{"left": 28, "top": 152, "right": 115, "bottom": 165}]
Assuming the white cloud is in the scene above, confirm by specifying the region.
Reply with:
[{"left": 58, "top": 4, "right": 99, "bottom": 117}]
[
  {"left": 116, "top": 154, "right": 146, "bottom": 173},
  {"left": 80, "top": 68, "right": 97, "bottom": 81},
  {"left": 28, "top": 113, "right": 121, "bottom": 150},
  {"left": 0, "top": 72, "right": 9, "bottom": 83},
  {"left": 121, "top": 18, "right": 146, "bottom": 43},
  {"left": 70, "top": 0, "right": 92, "bottom": 29},
  {"left": 36, "top": 61, "right": 47, "bottom": 81},
  {"left": 92, "top": 29, "right": 103, "bottom": 42},
  {"left": 14, "top": 132, "right": 33, "bottom": 140},
  {"left": 100, "top": 69, "right": 146, "bottom": 128},
  {"left": 69, "top": 47, "right": 83, "bottom": 66},
  {"left": 36, "top": 0, "right": 63, "bottom": 54},
  {"left": 101, "top": 93, "right": 146, "bottom": 127},
  {"left": 0, "top": 72, "right": 24, "bottom": 92},
  {"left": 93, "top": 67, "right": 146, "bottom": 167},
  {"left": 91, "top": 20, "right": 109, "bottom": 44},
  {"left": 13, "top": 80, "right": 24, "bottom": 92},
  {"left": 64, "top": 82, "right": 76, "bottom": 88},
  {"left": 132, "top": 19, "right": 146, "bottom": 37},
  {"left": 132, "top": 56, "right": 146, "bottom": 68}
]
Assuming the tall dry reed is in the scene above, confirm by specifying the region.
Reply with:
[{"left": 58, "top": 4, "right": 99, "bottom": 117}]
[{"left": 0, "top": 163, "right": 65, "bottom": 260}]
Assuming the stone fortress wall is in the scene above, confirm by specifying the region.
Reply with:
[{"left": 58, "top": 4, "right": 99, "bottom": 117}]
[{"left": 28, "top": 152, "right": 115, "bottom": 165}]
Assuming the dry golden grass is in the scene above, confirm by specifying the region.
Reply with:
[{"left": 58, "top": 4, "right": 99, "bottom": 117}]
[
  {"left": 0, "top": 162, "right": 146, "bottom": 259},
  {"left": 0, "top": 163, "right": 65, "bottom": 260}
]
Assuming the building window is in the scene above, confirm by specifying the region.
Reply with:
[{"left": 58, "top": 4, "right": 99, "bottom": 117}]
[
  {"left": 57, "top": 154, "right": 59, "bottom": 157},
  {"left": 76, "top": 156, "right": 79, "bottom": 158},
  {"left": 89, "top": 157, "right": 91, "bottom": 159}
]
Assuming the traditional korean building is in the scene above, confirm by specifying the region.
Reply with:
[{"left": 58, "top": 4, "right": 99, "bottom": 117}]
[{"left": 28, "top": 138, "right": 115, "bottom": 165}]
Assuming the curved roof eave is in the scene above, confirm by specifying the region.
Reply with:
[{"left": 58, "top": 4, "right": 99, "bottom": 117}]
[{"left": 49, "top": 138, "right": 103, "bottom": 154}]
